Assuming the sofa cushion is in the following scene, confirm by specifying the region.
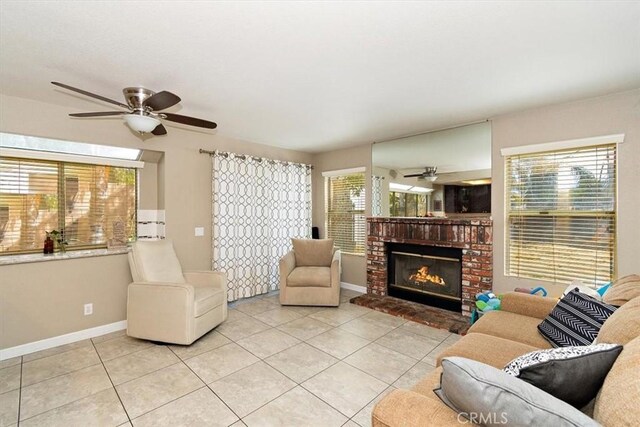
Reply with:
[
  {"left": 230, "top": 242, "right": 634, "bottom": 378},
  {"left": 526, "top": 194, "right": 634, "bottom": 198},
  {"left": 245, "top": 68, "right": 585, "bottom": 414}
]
[
  {"left": 503, "top": 343, "right": 623, "bottom": 408},
  {"left": 468, "top": 311, "right": 552, "bottom": 349},
  {"left": 594, "top": 336, "right": 640, "bottom": 426},
  {"left": 434, "top": 357, "right": 600, "bottom": 427},
  {"left": 131, "top": 240, "right": 186, "bottom": 284},
  {"left": 436, "top": 332, "right": 540, "bottom": 368},
  {"left": 292, "top": 238, "right": 334, "bottom": 267},
  {"left": 194, "top": 286, "right": 225, "bottom": 317},
  {"left": 597, "top": 296, "right": 640, "bottom": 345},
  {"left": 603, "top": 274, "right": 640, "bottom": 306},
  {"left": 287, "top": 266, "right": 331, "bottom": 287},
  {"left": 538, "top": 289, "right": 617, "bottom": 347}
]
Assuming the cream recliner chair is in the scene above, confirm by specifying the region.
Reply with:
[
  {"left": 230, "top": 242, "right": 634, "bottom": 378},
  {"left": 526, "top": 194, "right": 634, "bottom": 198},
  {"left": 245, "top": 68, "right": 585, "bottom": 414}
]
[
  {"left": 279, "top": 238, "right": 341, "bottom": 306},
  {"left": 127, "top": 239, "right": 227, "bottom": 345}
]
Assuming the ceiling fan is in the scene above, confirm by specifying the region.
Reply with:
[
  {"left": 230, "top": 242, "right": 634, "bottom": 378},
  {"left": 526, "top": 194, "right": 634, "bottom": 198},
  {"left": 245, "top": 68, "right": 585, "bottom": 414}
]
[
  {"left": 51, "top": 82, "right": 217, "bottom": 136},
  {"left": 403, "top": 166, "right": 438, "bottom": 182}
]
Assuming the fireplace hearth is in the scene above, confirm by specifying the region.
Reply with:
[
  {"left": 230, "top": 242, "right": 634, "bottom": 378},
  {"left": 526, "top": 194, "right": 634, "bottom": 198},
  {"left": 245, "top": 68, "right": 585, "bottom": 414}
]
[
  {"left": 367, "top": 217, "right": 493, "bottom": 316},
  {"left": 388, "top": 243, "right": 462, "bottom": 312}
]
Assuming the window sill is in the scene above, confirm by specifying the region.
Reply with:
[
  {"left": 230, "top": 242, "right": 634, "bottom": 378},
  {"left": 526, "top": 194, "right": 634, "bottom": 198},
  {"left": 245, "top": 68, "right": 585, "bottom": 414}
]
[{"left": 0, "top": 247, "right": 130, "bottom": 266}]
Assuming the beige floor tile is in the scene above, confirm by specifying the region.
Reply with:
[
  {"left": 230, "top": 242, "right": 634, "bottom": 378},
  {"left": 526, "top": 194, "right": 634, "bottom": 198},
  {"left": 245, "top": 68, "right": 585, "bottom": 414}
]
[
  {"left": 444, "top": 333, "right": 463, "bottom": 345},
  {"left": 277, "top": 316, "right": 333, "bottom": 341},
  {"left": 229, "top": 421, "right": 247, "bottom": 427},
  {"left": 280, "top": 305, "right": 325, "bottom": 316},
  {"left": 243, "top": 386, "right": 347, "bottom": 427},
  {"left": 22, "top": 340, "right": 92, "bottom": 363},
  {"left": 216, "top": 316, "right": 270, "bottom": 341},
  {"left": 265, "top": 343, "right": 338, "bottom": 383},
  {"left": 399, "top": 321, "right": 451, "bottom": 342},
  {"left": 0, "top": 365, "right": 21, "bottom": 394},
  {"left": 338, "top": 317, "right": 396, "bottom": 341},
  {"left": 236, "top": 328, "right": 300, "bottom": 359},
  {"left": 392, "top": 361, "right": 435, "bottom": 389},
  {"left": 91, "top": 330, "right": 127, "bottom": 344},
  {"left": 308, "top": 307, "right": 366, "bottom": 327},
  {"left": 306, "top": 329, "right": 370, "bottom": 359},
  {"left": 337, "top": 302, "right": 371, "bottom": 316},
  {"left": 20, "top": 388, "right": 127, "bottom": 427},
  {"left": 169, "top": 331, "right": 231, "bottom": 360},
  {"left": 132, "top": 387, "right": 238, "bottom": 427},
  {"left": 252, "top": 307, "right": 303, "bottom": 327},
  {"left": 234, "top": 299, "right": 279, "bottom": 316},
  {"left": 116, "top": 363, "right": 203, "bottom": 419},
  {"left": 20, "top": 364, "right": 112, "bottom": 420},
  {"left": 422, "top": 341, "right": 454, "bottom": 366},
  {"left": 302, "top": 362, "right": 387, "bottom": 418},
  {"left": 375, "top": 328, "right": 441, "bottom": 360},
  {"left": 0, "top": 389, "right": 19, "bottom": 426},
  {"left": 104, "top": 346, "right": 180, "bottom": 385},
  {"left": 360, "top": 311, "right": 407, "bottom": 328},
  {"left": 185, "top": 343, "right": 259, "bottom": 384},
  {"left": 94, "top": 336, "right": 155, "bottom": 362},
  {"left": 351, "top": 386, "right": 396, "bottom": 427},
  {"left": 226, "top": 308, "right": 249, "bottom": 323},
  {"left": 22, "top": 345, "right": 100, "bottom": 387},
  {"left": 344, "top": 343, "right": 417, "bottom": 385},
  {"left": 210, "top": 361, "right": 296, "bottom": 417},
  {"left": 343, "top": 421, "right": 361, "bottom": 427},
  {"left": 0, "top": 357, "right": 21, "bottom": 370}
]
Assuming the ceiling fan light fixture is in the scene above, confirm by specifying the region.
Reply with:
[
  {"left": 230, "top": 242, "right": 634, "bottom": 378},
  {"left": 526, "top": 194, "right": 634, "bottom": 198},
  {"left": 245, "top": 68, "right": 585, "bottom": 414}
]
[
  {"left": 425, "top": 176, "right": 438, "bottom": 182},
  {"left": 123, "top": 114, "right": 161, "bottom": 134}
]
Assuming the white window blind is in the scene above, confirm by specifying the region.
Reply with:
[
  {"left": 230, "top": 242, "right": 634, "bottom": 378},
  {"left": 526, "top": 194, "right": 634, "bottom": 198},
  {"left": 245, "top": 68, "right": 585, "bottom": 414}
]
[
  {"left": 325, "top": 171, "right": 366, "bottom": 255},
  {"left": 505, "top": 143, "right": 616, "bottom": 287},
  {"left": 0, "top": 157, "right": 137, "bottom": 254}
]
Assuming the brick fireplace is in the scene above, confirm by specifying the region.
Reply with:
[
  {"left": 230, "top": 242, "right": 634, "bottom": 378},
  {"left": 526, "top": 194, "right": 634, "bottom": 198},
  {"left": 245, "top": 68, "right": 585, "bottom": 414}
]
[{"left": 367, "top": 217, "right": 493, "bottom": 316}]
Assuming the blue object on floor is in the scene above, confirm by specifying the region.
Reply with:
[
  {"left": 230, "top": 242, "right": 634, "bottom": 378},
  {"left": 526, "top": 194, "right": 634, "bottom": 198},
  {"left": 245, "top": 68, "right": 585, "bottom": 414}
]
[{"left": 530, "top": 287, "right": 548, "bottom": 297}]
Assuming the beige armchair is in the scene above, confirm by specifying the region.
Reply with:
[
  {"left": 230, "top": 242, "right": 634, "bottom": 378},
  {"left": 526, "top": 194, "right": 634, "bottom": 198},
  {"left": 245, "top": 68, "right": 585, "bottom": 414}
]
[
  {"left": 279, "top": 238, "right": 341, "bottom": 306},
  {"left": 127, "top": 239, "right": 227, "bottom": 345}
]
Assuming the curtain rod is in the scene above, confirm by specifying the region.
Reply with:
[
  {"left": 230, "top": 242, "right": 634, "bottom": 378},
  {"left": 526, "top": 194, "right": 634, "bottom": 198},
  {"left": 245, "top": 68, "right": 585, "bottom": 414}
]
[{"left": 199, "top": 148, "right": 313, "bottom": 169}]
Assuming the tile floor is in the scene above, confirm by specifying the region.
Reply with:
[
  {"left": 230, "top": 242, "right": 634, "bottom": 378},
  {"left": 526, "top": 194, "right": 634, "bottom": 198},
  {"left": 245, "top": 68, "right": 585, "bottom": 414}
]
[{"left": 0, "top": 289, "right": 462, "bottom": 427}]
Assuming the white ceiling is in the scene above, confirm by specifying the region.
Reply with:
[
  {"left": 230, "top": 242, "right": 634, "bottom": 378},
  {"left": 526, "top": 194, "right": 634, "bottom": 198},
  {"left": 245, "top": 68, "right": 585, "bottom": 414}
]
[{"left": 1, "top": 1, "right": 639, "bottom": 153}]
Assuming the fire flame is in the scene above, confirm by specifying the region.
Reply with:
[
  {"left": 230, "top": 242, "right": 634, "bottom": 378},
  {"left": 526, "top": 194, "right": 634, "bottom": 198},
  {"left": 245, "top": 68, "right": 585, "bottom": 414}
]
[{"left": 409, "top": 266, "right": 446, "bottom": 286}]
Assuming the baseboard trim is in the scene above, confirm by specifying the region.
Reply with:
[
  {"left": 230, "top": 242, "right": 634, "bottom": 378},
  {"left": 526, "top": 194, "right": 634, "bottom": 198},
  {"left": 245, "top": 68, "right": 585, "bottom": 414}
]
[
  {"left": 0, "top": 320, "right": 127, "bottom": 361},
  {"left": 340, "top": 282, "right": 367, "bottom": 293}
]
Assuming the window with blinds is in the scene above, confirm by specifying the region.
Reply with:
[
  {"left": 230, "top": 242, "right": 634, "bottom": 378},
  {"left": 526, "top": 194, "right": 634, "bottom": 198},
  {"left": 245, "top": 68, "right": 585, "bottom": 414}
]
[
  {"left": 325, "top": 171, "right": 366, "bottom": 255},
  {"left": 0, "top": 157, "right": 137, "bottom": 254},
  {"left": 505, "top": 143, "right": 616, "bottom": 287}
]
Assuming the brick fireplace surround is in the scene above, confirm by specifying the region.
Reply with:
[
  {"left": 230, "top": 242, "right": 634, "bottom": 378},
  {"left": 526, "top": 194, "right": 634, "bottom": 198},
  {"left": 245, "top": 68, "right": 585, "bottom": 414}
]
[{"left": 367, "top": 217, "right": 493, "bottom": 316}]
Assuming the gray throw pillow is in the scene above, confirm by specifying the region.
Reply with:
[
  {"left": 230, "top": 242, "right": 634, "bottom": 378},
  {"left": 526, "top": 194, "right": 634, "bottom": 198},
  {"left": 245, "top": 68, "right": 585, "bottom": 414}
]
[
  {"left": 503, "top": 343, "right": 623, "bottom": 408},
  {"left": 434, "top": 357, "right": 600, "bottom": 427}
]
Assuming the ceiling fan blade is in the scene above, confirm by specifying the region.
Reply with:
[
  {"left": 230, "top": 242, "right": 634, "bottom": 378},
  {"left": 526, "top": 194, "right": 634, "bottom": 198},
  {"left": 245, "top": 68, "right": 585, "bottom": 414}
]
[
  {"left": 69, "top": 111, "right": 127, "bottom": 117},
  {"left": 403, "top": 173, "right": 424, "bottom": 178},
  {"left": 151, "top": 124, "right": 168, "bottom": 136},
  {"left": 52, "top": 82, "right": 129, "bottom": 109},
  {"left": 161, "top": 113, "right": 217, "bottom": 129},
  {"left": 144, "top": 91, "right": 181, "bottom": 111}
]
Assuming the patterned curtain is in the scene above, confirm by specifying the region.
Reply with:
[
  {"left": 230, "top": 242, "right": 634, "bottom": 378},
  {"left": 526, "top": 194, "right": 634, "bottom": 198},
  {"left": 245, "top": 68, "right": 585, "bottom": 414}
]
[
  {"left": 371, "top": 175, "right": 384, "bottom": 217},
  {"left": 212, "top": 152, "right": 312, "bottom": 301}
]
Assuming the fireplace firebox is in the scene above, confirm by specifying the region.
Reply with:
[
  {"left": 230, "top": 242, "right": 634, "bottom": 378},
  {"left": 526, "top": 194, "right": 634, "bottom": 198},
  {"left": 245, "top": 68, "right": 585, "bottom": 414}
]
[{"left": 388, "top": 243, "right": 462, "bottom": 312}]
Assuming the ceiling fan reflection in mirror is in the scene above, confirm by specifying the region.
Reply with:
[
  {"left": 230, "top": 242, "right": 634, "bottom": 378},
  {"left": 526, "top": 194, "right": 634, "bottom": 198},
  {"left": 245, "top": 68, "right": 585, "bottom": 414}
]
[
  {"left": 51, "top": 82, "right": 217, "bottom": 136},
  {"left": 404, "top": 166, "right": 438, "bottom": 182}
]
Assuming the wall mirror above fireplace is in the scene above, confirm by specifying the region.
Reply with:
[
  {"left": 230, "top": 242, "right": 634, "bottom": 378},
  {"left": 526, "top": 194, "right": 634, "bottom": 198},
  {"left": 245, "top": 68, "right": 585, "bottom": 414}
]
[{"left": 371, "top": 121, "right": 492, "bottom": 217}]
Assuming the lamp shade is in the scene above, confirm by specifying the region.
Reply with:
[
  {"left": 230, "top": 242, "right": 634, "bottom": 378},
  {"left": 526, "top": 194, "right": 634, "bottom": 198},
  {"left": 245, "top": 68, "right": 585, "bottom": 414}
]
[{"left": 123, "top": 114, "right": 161, "bottom": 133}]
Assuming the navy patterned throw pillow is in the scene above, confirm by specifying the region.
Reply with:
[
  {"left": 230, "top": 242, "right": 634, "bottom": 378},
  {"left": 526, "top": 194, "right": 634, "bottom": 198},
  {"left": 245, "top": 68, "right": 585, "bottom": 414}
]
[{"left": 538, "top": 289, "right": 617, "bottom": 347}]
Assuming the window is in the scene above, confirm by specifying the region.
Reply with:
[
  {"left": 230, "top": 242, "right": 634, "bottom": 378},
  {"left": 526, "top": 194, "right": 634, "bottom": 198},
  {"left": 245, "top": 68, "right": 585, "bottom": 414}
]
[
  {"left": 389, "top": 192, "right": 428, "bottom": 217},
  {"left": 505, "top": 140, "right": 618, "bottom": 287},
  {"left": 1, "top": 138, "right": 140, "bottom": 254},
  {"left": 324, "top": 169, "right": 366, "bottom": 255}
]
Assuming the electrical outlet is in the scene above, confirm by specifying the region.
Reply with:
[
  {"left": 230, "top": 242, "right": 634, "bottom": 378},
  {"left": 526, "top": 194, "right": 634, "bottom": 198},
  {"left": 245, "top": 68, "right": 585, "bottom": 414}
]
[
  {"left": 84, "top": 303, "right": 93, "bottom": 316},
  {"left": 195, "top": 227, "right": 205, "bottom": 237}
]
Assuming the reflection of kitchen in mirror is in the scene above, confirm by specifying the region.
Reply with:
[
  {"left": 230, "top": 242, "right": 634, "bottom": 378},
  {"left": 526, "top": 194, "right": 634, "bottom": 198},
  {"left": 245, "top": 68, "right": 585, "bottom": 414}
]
[{"left": 371, "top": 121, "right": 491, "bottom": 218}]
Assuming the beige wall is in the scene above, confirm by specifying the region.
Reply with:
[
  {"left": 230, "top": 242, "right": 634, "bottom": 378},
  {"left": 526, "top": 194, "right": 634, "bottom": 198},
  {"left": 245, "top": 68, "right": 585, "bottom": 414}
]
[
  {"left": 0, "top": 94, "right": 312, "bottom": 349},
  {"left": 491, "top": 89, "right": 640, "bottom": 297},
  {"left": 312, "top": 144, "right": 372, "bottom": 287}
]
